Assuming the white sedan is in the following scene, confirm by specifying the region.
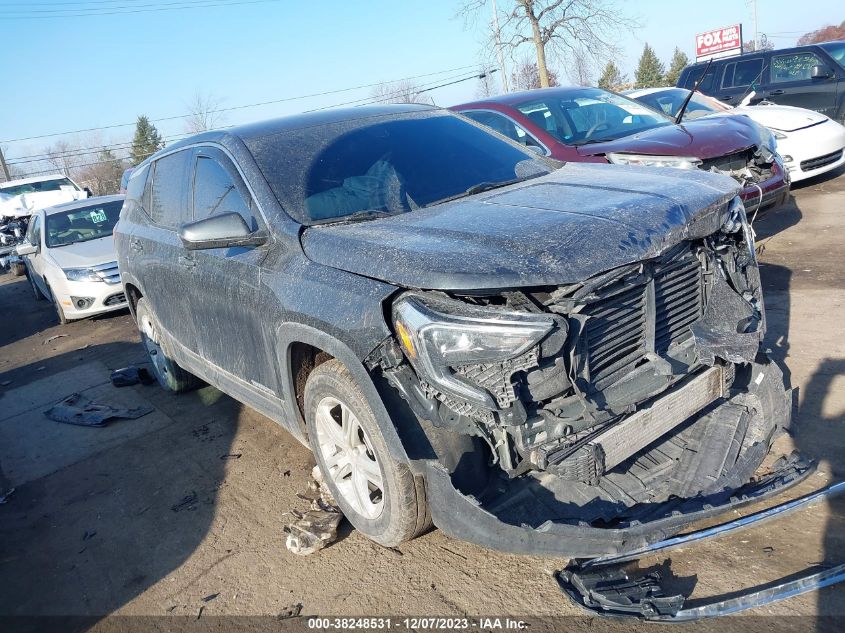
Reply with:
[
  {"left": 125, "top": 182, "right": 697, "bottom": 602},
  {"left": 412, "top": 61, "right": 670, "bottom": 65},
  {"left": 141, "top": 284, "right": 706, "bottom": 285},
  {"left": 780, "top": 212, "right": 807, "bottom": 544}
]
[
  {"left": 628, "top": 87, "right": 845, "bottom": 182},
  {"left": 16, "top": 195, "right": 128, "bottom": 324}
]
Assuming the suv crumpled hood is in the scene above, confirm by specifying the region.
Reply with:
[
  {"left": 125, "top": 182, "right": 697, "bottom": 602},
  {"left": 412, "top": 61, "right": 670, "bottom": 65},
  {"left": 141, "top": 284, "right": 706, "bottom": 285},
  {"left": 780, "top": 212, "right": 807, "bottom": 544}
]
[
  {"left": 301, "top": 163, "right": 739, "bottom": 291},
  {"left": 576, "top": 116, "right": 768, "bottom": 160}
]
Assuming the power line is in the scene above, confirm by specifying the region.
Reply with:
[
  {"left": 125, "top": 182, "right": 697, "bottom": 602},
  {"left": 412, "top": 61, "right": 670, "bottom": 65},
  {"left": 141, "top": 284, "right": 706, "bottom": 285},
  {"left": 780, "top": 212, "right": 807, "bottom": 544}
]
[
  {"left": 0, "top": 0, "right": 280, "bottom": 19},
  {"left": 1, "top": 64, "right": 478, "bottom": 146},
  {"left": 12, "top": 71, "right": 492, "bottom": 177},
  {"left": 0, "top": 0, "right": 252, "bottom": 12}
]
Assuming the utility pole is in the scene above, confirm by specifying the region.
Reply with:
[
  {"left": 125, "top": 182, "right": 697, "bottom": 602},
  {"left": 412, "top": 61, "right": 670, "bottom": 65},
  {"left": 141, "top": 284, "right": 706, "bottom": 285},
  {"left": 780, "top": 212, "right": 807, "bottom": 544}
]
[
  {"left": 752, "top": 0, "right": 759, "bottom": 51},
  {"left": 492, "top": 0, "right": 509, "bottom": 93},
  {"left": 0, "top": 146, "right": 10, "bottom": 182}
]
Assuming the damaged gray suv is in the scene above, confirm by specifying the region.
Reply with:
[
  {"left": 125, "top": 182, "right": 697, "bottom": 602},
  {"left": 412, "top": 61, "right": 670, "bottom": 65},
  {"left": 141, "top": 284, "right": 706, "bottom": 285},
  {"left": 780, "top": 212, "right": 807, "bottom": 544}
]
[{"left": 115, "top": 105, "right": 803, "bottom": 557}]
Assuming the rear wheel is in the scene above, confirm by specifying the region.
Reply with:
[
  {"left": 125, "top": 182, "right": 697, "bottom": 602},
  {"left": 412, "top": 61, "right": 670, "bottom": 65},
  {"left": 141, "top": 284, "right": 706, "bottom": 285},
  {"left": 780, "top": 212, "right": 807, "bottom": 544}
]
[
  {"left": 135, "top": 298, "right": 199, "bottom": 393},
  {"left": 304, "top": 359, "right": 430, "bottom": 546}
]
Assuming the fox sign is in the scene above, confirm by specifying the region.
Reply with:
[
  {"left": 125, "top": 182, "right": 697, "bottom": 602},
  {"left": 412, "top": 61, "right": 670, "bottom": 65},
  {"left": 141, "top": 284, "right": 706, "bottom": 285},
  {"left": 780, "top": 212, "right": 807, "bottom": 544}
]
[{"left": 695, "top": 24, "right": 743, "bottom": 60}]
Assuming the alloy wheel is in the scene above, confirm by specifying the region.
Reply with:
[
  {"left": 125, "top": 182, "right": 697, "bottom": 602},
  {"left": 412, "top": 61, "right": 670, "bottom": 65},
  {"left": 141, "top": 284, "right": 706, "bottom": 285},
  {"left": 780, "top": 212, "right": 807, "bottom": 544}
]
[{"left": 314, "top": 396, "right": 385, "bottom": 520}]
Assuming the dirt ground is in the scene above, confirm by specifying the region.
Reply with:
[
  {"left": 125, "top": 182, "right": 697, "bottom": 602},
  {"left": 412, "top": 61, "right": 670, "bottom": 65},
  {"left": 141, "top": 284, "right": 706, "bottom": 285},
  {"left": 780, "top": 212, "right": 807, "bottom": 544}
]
[{"left": 1, "top": 167, "right": 844, "bottom": 630}]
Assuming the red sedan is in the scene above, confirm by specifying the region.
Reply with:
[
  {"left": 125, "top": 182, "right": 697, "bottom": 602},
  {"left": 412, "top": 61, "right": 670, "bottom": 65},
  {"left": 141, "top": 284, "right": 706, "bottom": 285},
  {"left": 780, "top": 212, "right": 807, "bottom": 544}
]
[{"left": 452, "top": 87, "right": 789, "bottom": 212}]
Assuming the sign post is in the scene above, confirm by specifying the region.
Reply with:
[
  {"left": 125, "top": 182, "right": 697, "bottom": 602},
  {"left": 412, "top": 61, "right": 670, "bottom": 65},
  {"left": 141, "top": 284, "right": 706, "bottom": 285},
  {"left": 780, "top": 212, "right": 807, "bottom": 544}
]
[{"left": 695, "top": 24, "right": 743, "bottom": 61}]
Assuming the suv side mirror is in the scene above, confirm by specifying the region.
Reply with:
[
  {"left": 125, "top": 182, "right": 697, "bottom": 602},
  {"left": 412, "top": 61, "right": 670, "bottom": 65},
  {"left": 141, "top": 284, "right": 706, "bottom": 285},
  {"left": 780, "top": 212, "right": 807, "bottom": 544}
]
[
  {"left": 16, "top": 241, "right": 37, "bottom": 256},
  {"left": 811, "top": 64, "right": 833, "bottom": 79},
  {"left": 179, "top": 212, "right": 268, "bottom": 250}
]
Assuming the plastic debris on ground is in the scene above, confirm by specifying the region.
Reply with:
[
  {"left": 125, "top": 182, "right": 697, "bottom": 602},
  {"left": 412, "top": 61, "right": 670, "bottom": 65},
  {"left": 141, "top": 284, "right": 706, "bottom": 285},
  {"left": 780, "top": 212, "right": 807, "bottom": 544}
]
[
  {"left": 44, "top": 392, "right": 153, "bottom": 427},
  {"left": 110, "top": 366, "right": 155, "bottom": 387},
  {"left": 283, "top": 466, "right": 344, "bottom": 555}
]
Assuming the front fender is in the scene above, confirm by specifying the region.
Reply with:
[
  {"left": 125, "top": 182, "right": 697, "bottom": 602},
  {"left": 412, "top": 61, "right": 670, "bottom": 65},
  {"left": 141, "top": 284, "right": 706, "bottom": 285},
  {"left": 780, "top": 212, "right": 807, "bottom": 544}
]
[{"left": 273, "top": 322, "right": 411, "bottom": 465}]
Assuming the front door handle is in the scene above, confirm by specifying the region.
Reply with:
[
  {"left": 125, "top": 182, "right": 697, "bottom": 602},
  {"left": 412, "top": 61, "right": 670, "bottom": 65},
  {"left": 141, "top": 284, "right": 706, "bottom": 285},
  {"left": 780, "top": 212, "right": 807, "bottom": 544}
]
[
  {"left": 178, "top": 254, "right": 197, "bottom": 269},
  {"left": 768, "top": 89, "right": 785, "bottom": 96},
  {"left": 721, "top": 95, "right": 734, "bottom": 101},
  {"left": 129, "top": 239, "right": 143, "bottom": 253}
]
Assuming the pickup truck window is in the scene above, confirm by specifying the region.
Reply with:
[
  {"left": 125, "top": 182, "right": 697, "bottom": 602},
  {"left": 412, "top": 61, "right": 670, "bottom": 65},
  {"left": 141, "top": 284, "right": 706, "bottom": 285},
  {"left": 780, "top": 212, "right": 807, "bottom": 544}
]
[
  {"left": 771, "top": 52, "right": 824, "bottom": 83},
  {"left": 721, "top": 58, "right": 764, "bottom": 88}
]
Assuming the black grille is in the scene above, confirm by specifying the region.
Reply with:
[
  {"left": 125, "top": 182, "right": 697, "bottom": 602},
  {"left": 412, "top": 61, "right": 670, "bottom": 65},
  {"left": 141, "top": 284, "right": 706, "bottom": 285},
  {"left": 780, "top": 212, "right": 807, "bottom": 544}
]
[
  {"left": 104, "top": 292, "right": 126, "bottom": 307},
  {"left": 700, "top": 149, "right": 752, "bottom": 173},
  {"left": 654, "top": 257, "right": 704, "bottom": 352},
  {"left": 582, "top": 253, "right": 704, "bottom": 389},
  {"left": 800, "top": 149, "right": 843, "bottom": 172},
  {"left": 583, "top": 284, "right": 648, "bottom": 388}
]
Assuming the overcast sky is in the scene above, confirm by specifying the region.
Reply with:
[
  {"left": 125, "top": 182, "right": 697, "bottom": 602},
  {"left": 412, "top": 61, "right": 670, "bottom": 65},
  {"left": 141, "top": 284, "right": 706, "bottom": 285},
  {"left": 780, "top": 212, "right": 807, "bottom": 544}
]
[{"left": 2, "top": 0, "right": 842, "bottom": 165}]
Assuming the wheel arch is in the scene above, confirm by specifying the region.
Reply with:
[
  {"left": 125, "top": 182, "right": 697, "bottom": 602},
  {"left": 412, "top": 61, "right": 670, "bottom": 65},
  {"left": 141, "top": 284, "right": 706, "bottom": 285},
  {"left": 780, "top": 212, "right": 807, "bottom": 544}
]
[{"left": 275, "top": 322, "right": 411, "bottom": 465}]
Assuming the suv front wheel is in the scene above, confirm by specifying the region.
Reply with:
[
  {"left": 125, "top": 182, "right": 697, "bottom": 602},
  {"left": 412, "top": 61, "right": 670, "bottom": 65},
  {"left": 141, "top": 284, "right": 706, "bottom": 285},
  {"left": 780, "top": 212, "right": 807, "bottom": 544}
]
[
  {"left": 135, "top": 298, "right": 199, "bottom": 393},
  {"left": 304, "top": 359, "right": 430, "bottom": 547}
]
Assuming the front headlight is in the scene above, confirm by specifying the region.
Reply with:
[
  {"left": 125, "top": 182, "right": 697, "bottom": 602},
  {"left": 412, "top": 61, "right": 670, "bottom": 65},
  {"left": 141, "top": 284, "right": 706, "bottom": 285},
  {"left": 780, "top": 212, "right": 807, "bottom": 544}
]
[
  {"left": 63, "top": 267, "right": 103, "bottom": 282},
  {"left": 606, "top": 153, "right": 703, "bottom": 169},
  {"left": 393, "top": 294, "right": 554, "bottom": 408}
]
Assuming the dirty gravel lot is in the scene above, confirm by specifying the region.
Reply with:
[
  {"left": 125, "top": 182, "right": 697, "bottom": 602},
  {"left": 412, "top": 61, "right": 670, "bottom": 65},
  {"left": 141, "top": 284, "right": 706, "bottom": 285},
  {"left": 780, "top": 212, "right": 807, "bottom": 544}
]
[{"left": 1, "top": 169, "right": 844, "bottom": 631}]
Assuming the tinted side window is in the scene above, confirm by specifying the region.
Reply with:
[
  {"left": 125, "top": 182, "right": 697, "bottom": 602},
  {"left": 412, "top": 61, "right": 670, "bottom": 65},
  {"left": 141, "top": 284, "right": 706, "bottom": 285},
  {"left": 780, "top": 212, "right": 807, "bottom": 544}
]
[
  {"left": 771, "top": 52, "right": 823, "bottom": 83},
  {"left": 192, "top": 153, "right": 256, "bottom": 230},
  {"left": 123, "top": 163, "right": 149, "bottom": 218},
  {"left": 682, "top": 65, "right": 718, "bottom": 92},
  {"left": 463, "top": 111, "right": 544, "bottom": 150},
  {"left": 149, "top": 150, "right": 192, "bottom": 229},
  {"left": 722, "top": 58, "right": 764, "bottom": 88}
]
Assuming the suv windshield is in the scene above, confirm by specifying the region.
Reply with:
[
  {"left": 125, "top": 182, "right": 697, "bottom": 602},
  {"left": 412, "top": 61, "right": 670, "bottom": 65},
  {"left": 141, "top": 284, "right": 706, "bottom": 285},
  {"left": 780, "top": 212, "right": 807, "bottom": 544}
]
[
  {"left": 0, "top": 177, "right": 79, "bottom": 197},
  {"left": 514, "top": 88, "right": 672, "bottom": 146},
  {"left": 245, "top": 112, "right": 551, "bottom": 225},
  {"left": 46, "top": 200, "right": 122, "bottom": 248},
  {"left": 819, "top": 42, "right": 845, "bottom": 67},
  {"left": 634, "top": 88, "right": 728, "bottom": 120}
]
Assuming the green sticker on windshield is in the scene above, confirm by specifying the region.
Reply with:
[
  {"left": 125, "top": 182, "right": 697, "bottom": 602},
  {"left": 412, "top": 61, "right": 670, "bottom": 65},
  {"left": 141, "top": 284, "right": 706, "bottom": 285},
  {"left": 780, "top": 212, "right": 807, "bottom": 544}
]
[{"left": 90, "top": 209, "right": 107, "bottom": 223}]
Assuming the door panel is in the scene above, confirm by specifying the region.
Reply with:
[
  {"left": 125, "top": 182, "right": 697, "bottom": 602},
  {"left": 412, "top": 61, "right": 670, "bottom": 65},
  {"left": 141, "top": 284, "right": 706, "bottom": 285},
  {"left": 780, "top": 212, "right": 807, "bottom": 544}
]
[
  {"left": 133, "top": 149, "right": 200, "bottom": 353},
  {"left": 183, "top": 147, "right": 274, "bottom": 394}
]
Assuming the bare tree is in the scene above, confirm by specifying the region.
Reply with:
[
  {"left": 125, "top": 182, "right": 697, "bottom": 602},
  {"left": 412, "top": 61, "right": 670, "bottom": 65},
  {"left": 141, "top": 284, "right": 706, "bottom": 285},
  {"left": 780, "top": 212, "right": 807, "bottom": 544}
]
[
  {"left": 459, "top": 0, "right": 636, "bottom": 89},
  {"left": 45, "top": 140, "right": 86, "bottom": 177},
  {"left": 370, "top": 79, "right": 434, "bottom": 105},
  {"left": 511, "top": 57, "right": 559, "bottom": 90},
  {"left": 566, "top": 48, "right": 593, "bottom": 86},
  {"left": 76, "top": 148, "right": 126, "bottom": 195},
  {"left": 184, "top": 92, "right": 225, "bottom": 134}
]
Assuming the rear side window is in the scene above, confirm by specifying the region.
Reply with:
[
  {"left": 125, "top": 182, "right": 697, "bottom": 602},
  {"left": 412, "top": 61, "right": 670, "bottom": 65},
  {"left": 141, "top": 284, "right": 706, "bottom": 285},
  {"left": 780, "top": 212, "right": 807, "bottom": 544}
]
[
  {"left": 149, "top": 150, "right": 193, "bottom": 229},
  {"left": 722, "top": 58, "right": 764, "bottom": 88},
  {"left": 192, "top": 152, "right": 257, "bottom": 230},
  {"left": 682, "top": 65, "right": 718, "bottom": 92},
  {"left": 771, "top": 52, "right": 824, "bottom": 83},
  {"left": 462, "top": 111, "right": 545, "bottom": 151}
]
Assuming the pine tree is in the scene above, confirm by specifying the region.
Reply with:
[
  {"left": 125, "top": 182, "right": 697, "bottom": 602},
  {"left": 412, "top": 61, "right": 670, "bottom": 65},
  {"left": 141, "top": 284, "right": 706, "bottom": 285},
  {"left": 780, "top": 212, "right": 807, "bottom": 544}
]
[
  {"left": 634, "top": 44, "right": 666, "bottom": 89},
  {"left": 597, "top": 61, "right": 626, "bottom": 91},
  {"left": 664, "top": 47, "right": 690, "bottom": 86},
  {"left": 130, "top": 116, "right": 163, "bottom": 166}
]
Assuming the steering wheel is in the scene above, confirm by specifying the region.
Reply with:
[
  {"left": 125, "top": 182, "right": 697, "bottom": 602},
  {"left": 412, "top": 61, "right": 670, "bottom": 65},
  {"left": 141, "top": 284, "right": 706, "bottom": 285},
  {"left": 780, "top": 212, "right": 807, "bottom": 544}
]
[{"left": 584, "top": 121, "right": 611, "bottom": 139}]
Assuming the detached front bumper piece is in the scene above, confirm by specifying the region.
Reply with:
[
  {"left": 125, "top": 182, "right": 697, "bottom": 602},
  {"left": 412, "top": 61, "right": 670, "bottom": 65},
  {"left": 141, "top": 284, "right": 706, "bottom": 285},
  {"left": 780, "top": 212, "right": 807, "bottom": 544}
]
[{"left": 557, "top": 480, "right": 845, "bottom": 621}]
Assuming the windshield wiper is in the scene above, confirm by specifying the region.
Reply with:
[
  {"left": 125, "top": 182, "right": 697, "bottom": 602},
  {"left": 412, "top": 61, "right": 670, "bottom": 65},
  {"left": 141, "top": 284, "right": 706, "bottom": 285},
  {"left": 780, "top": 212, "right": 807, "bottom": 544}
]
[
  {"left": 318, "top": 209, "right": 399, "bottom": 225},
  {"left": 427, "top": 175, "right": 538, "bottom": 207}
]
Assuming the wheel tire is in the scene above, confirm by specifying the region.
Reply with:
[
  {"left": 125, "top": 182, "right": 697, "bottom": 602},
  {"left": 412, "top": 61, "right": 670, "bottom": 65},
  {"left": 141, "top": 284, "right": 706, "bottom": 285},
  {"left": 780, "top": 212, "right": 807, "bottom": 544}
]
[
  {"left": 28, "top": 270, "right": 45, "bottom": 301},
  {"left": 304, "top": 359, "right": 430, "bottom": 547},
  {"left": 135, "top": 298, "right": 199, "bottom": 393},
  {"left": 11, "top": 262, "right": 25, "bottom": 277}
]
